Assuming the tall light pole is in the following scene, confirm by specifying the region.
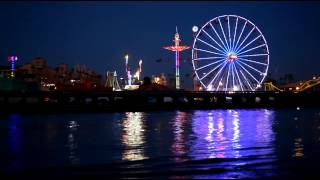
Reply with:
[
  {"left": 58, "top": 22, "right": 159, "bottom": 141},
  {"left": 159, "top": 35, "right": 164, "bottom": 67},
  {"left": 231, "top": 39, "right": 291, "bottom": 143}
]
[
  {"left": 192, "top": 26, "right": 199, "bottom": 91},
  {"left": 137, "top": 59, "right": 142, "bottom": 81}
]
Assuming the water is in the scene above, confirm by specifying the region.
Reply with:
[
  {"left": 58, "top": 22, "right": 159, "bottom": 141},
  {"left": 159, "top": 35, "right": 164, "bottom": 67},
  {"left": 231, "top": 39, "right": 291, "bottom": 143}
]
[{"left": 1, "top": 108, "right": 320, "bottom": 178}]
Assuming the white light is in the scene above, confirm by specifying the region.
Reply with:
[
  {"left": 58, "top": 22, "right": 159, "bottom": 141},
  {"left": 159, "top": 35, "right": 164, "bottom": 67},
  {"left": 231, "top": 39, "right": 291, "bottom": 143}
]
[
  {"left": 192, "top": 26, "right": 198, "bottom": 33},
  {"left": 207, "top": 84, "right": 213, "bottom": 91},
  {"left": 233, "top": 86, "right": 239, "bottom": 91}
]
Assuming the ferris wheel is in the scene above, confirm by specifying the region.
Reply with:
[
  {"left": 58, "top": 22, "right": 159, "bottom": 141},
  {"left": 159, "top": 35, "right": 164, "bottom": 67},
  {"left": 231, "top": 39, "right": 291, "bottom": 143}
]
[{"left": 192, "top": 15, "right": 269, "bottom": 91}]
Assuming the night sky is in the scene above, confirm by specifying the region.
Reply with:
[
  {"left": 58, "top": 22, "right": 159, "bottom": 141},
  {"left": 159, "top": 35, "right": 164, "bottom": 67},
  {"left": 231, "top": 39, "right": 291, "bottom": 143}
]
[{"left": 0, "top": 1, "right": 319, "bottom": 89}]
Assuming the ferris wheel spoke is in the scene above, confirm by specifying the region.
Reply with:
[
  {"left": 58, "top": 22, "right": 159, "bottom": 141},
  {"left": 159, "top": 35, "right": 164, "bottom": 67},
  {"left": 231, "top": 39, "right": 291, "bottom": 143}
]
[
  {"left": 233, "top": 62, "right": 244, "bottom": 91},
  {"left": 209, "top": 22, "right": 229, "bottom": 52},
  {"left": 235, "top": 20, "right": 247, "bottom": 52},
  {"left": 208, "top": 61, "right": 228, "bottom": 89},
  {"left": 237, "top": 60, "right": 264, "bottom": 75},
  {"left": 237, "top": 57, "right": 268, "bottom": 66},
  {"left": 235, "top": 26, "right": 255, "bottom": 53},
  {"left": 218, "top": 17, "right": 230, "bottom": 51},
  {"left": 196, "top": 37, "right": 226, "bottom": 54},
  {"left": 239, "top": 69, "right": 254, "bottom": 91},
  {"left": 216, "top": 78, "right": 223, "bottom": 91},
  {"left": 236, "top": 61, "right": 260, "bottom": 84},
  {"left": 199, "top": 60, "right": 226, "bottom": 81},
  {"left": 194, "top": 48, "right": 226, "bottom": 56},
  {"left": 231, "top": 62, "right": 235, "bottom": 90},
  {"left": 195, "top": 59, "right": 225, "bottom": 71},
  {"left": 201, "top": 29, "right": 227, "bottom": 53},
  {"left": 225, "top": 63, "right": 231, "bottom": 90},
  {"left": 232, "top": 17, "right": 239, "bottom": 51},
  {"left": 193, "top": 56, "right": 226, "bottom": 61},
  {"left": 237, "top": 43, "right": 266, "bottom": 56},
  {"left": 227, "top": 16, "right": 232, "bottom": 50},
  {"left": 208, "top": 62, "right": 228, "bottom": 89},
  {"left": 238, "top": 54, "right": 268, "bottom": 58}
]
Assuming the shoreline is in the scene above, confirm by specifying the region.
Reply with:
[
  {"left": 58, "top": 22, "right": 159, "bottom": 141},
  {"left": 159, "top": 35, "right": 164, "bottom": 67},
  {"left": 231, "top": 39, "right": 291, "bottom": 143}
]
[{"left": 1, "top": 90, "right": 319, "bottom": 113}]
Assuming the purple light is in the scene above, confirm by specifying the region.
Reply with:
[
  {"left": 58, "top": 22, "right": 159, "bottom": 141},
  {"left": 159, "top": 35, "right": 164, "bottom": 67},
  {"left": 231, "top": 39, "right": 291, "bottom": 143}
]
[
  {"left": 7, "top": 56, "right": 18, "bottom": 78},
  {"left": 189, "top": 109, "right": 275, "bottom": 159},
  {"left": 8, "top": 56, "right": 18, "bottom": 62}
]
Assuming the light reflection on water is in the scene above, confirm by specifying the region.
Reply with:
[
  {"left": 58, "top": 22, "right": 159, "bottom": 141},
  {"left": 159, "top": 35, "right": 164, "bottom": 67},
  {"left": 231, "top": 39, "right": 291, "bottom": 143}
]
[
  {"left": 121, "top": 112, "right": 148, "bottom": 161},
  {"left": 67, "top": 120, "right": 79, "bottom": 164},
  {"left": 7, "top": 114, "right": 23, "bottom": 171},
  {"left": 2, "top": 108, "right": 320, "bottom": 178},
  {"left": 171, "top": 111, "right": 189, "bottom": 162},
  {"left": 190, "top": 109, "right": 275, "bottom": 160}
]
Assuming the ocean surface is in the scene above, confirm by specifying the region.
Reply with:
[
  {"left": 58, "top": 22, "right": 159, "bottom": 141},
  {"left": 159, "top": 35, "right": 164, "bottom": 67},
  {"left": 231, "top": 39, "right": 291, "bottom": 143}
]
[{"left": 1, "top": 108, "right": 320, "bottom": 178}]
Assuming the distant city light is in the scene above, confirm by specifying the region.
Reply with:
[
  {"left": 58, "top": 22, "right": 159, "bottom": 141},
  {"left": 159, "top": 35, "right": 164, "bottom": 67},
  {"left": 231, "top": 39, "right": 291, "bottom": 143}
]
[{"left": 7, "top": 55, "right": 18, "bottom": 78}]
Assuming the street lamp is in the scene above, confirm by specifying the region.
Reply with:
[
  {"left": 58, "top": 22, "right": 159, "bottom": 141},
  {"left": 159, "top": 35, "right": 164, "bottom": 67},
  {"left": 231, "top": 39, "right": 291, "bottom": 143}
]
[
  {"left": 192, "top": 26, "right": 199, "bottom": 33},
  {"left": 192, "top": 26, "right": 199, "bottom": 91}
]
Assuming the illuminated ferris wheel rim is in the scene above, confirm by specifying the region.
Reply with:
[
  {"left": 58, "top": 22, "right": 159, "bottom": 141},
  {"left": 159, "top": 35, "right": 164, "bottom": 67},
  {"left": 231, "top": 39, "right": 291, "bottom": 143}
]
[{"left": 192, "top": 14, "right": 270, "bottom": 91}]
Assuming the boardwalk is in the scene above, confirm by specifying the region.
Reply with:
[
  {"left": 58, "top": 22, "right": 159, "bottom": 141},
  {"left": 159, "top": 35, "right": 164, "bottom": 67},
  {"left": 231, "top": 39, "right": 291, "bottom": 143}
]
[{"left": 1, "top": 90, "right": 319, "bottom": 112}]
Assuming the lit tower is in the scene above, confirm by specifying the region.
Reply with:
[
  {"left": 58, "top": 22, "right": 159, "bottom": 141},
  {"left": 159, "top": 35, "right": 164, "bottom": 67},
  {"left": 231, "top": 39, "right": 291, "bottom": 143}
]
[
  {"left": 164, "top": 27, "right": 190, "bottom": 90},
  {"left": 124, "top": 54, "right": 132, "bottom": 85},
  {"left": 8, "top": 56, "right": 18, "bottom": 78},
  {"left": 133, "top": 59, "right": 143, "bottom": 82}
]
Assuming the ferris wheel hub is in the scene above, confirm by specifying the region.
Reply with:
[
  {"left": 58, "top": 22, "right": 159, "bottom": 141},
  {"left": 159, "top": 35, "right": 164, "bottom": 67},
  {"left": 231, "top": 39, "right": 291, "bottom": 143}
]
[{"left": 227, "top": 52, "right": 238, "bottom": 61}]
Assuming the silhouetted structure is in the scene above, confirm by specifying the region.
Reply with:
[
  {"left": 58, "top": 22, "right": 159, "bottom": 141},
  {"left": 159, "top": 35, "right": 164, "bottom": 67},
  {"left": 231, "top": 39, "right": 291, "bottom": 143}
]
[{"left": 138, "top": 76, "right": 171, "bottom": 91}]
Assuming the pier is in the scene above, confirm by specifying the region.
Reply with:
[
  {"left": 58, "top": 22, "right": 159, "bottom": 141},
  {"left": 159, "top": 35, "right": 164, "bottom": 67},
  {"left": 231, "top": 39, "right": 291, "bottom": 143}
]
[{"left": 1, "top": 90, "right": 319, "bottom": 113}]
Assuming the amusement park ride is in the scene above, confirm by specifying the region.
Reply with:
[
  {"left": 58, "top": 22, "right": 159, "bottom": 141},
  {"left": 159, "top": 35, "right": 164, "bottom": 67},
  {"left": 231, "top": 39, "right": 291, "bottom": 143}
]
[
  {"left": 5, "top": 14, "right": 319, "bottom": 93},
  {"left": 123, "top": 54, "right": 143, "bottom": 90},
  {"left": 164, "top": 27, "right": 190, "bottom": 90},
  {"left": 161, "top": 15, "right": 270, "bottom": 92},
  {"left": 191, "top": 15, "right": 270, "bottom": 92}
]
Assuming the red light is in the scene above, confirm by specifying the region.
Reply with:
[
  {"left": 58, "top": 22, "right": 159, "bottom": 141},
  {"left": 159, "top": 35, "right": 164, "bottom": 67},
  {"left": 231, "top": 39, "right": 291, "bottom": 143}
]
[
  {"left": 228, "top": 53, "right": 237, "bottom": 61},
  {"left": 44, "top": 97, "right": 50, "bottom": 102}
]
